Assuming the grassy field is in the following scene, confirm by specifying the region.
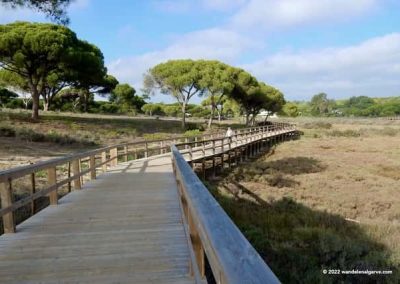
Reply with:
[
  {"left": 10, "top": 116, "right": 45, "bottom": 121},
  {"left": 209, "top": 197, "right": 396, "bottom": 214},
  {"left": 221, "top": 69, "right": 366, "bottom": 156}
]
[
  {"left": 0, "top": 109, "right": 207, "bottom": 170},
  {"left": 206, "top": 117, "right": 400, "bottom": 283},
  {"left": 0, "top": 109, "right": 211, "bottom": 233},
  {"left": 1, "top": 110, "right": 399, "bottom": 282}
]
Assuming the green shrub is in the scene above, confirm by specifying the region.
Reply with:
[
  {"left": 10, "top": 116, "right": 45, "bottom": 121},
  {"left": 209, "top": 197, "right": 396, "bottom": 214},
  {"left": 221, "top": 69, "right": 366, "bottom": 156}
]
[
  {"left": 379, "top": 127, "right": 398, "bottom": 137},
  {"left": 16, "top": 128, "right": 45, "bottom": 142},
  {"left": 0, "top": 126, "right": 16, "bottom": 137},
  {"left": 184, "top": 129, "right": 202, "bottom": 137},
  {"left": 143, "top": 133, "right": 170, "bottom": 140},
  {"left": 302, "top": 122, "right": 332, "bottom": 129},
  {"left": 327, "top": 129, "right": 361, "bottom": 137}
]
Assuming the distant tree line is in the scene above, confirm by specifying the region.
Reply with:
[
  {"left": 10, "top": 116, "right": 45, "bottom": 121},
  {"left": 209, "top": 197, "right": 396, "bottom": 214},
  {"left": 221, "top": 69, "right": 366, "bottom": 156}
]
[
  {"left": 280, "top": 93, "right": 400, "bottom": 118},
  {"left": 0, "top": 24, "right": 286, "bottom": 129},
  {"left": 144, "top": 59, "right": 285, "bottom": 128},
  {"left": 0, "top": 22, "right": 147, "bottom": 118}
]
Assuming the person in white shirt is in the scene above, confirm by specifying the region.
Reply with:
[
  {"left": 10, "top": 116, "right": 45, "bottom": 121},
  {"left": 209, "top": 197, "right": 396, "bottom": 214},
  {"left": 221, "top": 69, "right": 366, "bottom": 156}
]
[{"left": 225, "top": 127, "right": 234, "bottom": 143}]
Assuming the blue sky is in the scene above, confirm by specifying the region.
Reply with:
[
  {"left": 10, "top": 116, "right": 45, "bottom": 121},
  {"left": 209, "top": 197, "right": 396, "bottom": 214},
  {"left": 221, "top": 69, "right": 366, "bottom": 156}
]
[{"left": 1, "top": 0, "right": 400, "bottom": 102}]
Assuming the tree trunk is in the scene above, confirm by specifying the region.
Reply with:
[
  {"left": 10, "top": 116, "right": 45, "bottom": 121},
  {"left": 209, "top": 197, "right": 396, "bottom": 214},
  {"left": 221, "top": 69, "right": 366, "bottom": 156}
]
[
  {"left": 29, "top": 84, "right": 40, "bottom": 120},
  {"left": 218, "top": 104, "right": 223, "bottom": 123},
  {"left": 43, "top": 100, "right": 49, "bottom": 112},
  {"left": 207, "top": 95, "right": 215, "bottom": 129},
  {"left": 31, "top": 93, "right": 39, "bottom": 120},
  {"left": 83, "top": 94, "right": 88, "bottom": 112},
  {"left": 245, "top": 113, "right": 250, "bottom": 126},
  {"left": 181, "top": 102, "right": 187, "bottom": 129},
  {"left": 251, "top": 115, "right": 256, "bottom": 126}
]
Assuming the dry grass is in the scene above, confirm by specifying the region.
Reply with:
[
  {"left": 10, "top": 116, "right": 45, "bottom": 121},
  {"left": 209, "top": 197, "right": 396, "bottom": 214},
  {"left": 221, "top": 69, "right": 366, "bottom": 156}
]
[
  {"left": 0, "top": 110, "right": 206, "bottom": 233},
  {"left": 207, "top": 117, "right": 400, "bottom": 283},
  {"left": 0, "top": 110, "right": 205, "bottom": 170}
]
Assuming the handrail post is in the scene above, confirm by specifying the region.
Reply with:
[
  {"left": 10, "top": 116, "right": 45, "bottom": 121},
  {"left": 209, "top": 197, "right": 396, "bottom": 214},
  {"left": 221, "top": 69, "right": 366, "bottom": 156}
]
[
  {"left": 72, "top": 159, "right": 81, "bottom": 190},
  {"left": 101, "top": 151, "right": 107, "bottom": 172},
  {"left": 0, "top": 179, "right": 15, "bottom": 233},
  {"left": 89, "top": 155, "right": 96, "bottom": 180},
  {"left": 212, "top": 140, "right": 216, "bottom": 178},
  {"left": 110, "top": 147, "right": 118, "bottom": 167},
  {"left": 228, "top": 138, "right": 231, "bottom": 169},
  {"left": 202, "top": 138, "right": 206, "bottom": 179},
  {"left": 221, "top": 138, "right": 224, "bottom": 172},
  {"left": 145, "top": 142, "right": 148, "bottom": 158},
  {"left": 189, "top": 144, "right": 193, "bottom": 169},
  {"left": 160, "top": 141, "right": 164, "bottom": 155},
  {"left": 30, "top": 170, "right": 36, "bottom": 215},
  {"left": 124, "top": 146, "right": 128, "bottom": 162},
  {"left": 47, "top": 167, "right": 58, "bottom": 205},
  {"left": 188, "top": 210, "right": 205, "bottom": 278}
]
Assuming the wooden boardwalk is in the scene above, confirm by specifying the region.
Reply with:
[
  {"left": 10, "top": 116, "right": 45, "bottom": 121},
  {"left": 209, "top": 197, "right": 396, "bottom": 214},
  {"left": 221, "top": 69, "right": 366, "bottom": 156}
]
[
  {"left": 0, "top": 156, "right": 195, "bottom": 283},
  {"left": 0, "top": 123, "right": 296, "bottom": 283}
]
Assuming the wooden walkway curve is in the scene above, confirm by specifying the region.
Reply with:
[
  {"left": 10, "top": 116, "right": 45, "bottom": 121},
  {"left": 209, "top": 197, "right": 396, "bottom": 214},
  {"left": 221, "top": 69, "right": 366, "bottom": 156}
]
[
  {"left": 0, "top": 123, "right": 297, "bottom": 283},
  {"left": 0, "top": 156, "right": 196, "bottom": 283}
]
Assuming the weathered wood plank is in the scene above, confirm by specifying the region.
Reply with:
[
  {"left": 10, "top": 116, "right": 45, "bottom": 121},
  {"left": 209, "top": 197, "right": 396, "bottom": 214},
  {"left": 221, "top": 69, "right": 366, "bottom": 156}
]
[{"left": 0, "top": 157, "right": 196, "bottom": 283}]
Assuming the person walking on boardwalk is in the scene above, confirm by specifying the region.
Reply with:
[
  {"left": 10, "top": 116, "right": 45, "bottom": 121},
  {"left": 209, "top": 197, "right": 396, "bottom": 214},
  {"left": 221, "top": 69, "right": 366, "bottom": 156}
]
[{"left": 225, "top": 127, "right": 234, "bottom": 143}]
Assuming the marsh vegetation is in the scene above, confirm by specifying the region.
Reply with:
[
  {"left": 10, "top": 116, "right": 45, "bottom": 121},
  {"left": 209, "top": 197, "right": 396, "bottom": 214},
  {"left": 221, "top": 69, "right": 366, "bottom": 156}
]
[{"left": 206, "top": 117, "right": 400, "bottom": 283}]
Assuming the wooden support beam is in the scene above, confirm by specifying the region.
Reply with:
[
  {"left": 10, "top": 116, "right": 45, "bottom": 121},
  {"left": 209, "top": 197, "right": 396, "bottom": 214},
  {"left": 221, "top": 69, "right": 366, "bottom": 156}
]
[
  {"left": 185, "top": 137, "right": 189, "bottom": 149},
  {"left": 228, "top": 139, "right": 232, "bottom": 169},
  {"left": 71, "top": 159, "right": 81, "bottom": 190},
  {"left": 202, "top": 140, "right": 206, "bottom": 180},
  {"left": 144, "top": 142, "right": 148, "bottom": 158},
  {"left": 101, "top": 151, "right": 107, "bottom": 173},
  {"left": 188, "top": 210, "right": 205, "bottom": 278},
  {"left": 0, "top": 179, "right": 15, "bottom": 233},
  {"left": 79, "top": 159, "right": 84, "bottom": 186},
  {"left": 221, "top": 139, "right": 225, "bottom": 171},
  {"left": 47, "top": 167, "right": 58, "bottom": 205},
  {"left": 124, "top": 146, "right": 128, "bottom": 162},
  {"left": 89, "top": 155, "right": 96, "bottom": 180},
  {"left": 110, "top": 148, "right": 118, "bottom": 167},
  {"left": 212, "top": 140, "right": 216, "bottom": 178},
  {"left": 67, "top": 162, "right": 72, "bottom": 193},
  {"left": 30, "top": 169, "right": 36, "bottom": 215}
]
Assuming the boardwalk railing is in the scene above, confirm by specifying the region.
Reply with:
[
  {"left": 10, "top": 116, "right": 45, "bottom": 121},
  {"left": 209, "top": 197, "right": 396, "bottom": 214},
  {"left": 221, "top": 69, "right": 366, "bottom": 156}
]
[
  {"left": 0, "top": 130, "right": 231, "bottom": 233},
  {"left": 171, "top": 123, "right": 296, "bottom": 283},
  {"left": 0, "top": 123, "right": 293, "bottom": 234},
  {"left": 0, "top": 121, "right": 297, "bottom": 282}
]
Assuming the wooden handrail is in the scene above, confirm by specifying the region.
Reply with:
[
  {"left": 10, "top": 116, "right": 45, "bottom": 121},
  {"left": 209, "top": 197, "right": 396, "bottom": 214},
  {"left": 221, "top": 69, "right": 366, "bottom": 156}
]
[
  {"left": 0, "top": 121, "right": 297, "bottom": 281},
  {"left": 171, "top": 145, "right": 281, "bottom": 284},
  {"left": 0, "top": 122, "right": 295, "bottom": 234}
]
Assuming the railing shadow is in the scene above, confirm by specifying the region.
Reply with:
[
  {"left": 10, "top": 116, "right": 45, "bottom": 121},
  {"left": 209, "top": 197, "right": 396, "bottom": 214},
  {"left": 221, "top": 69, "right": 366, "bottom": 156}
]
[
  {"left": 256, "top": 156, "right": 327, "bottom": 175},
  {"left": 206, "top": 182, "right": 397, "bottom": 283}
]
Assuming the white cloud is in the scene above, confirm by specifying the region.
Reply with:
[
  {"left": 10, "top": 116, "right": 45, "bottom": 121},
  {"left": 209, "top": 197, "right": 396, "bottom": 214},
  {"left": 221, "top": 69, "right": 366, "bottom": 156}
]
[
  {"left": 154, "top": 0, "right": 247, "bottom": 13},
  {"left": 201, "top": 0, "right": 247, "bottom": 11},
  {"left": 0, "top": 5, "right": 43, "bottom": 23},
  {"left": 0, "top": 0, "right": 89, "bottom": 24},
  {"left": 243, "top": 33, "right": 400, "bottom": 99},
  {"left": 154, "top": 0, "right": 193, "bottom": 13},
  {"left": 108, "top": 27, "right": 255, "bottom": 101},
  {"left": 69, "top": 0, "right": 90, "bottom": 11},
  {"left": 231, "top": 0, "right": 378, "bottom": 30}
]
